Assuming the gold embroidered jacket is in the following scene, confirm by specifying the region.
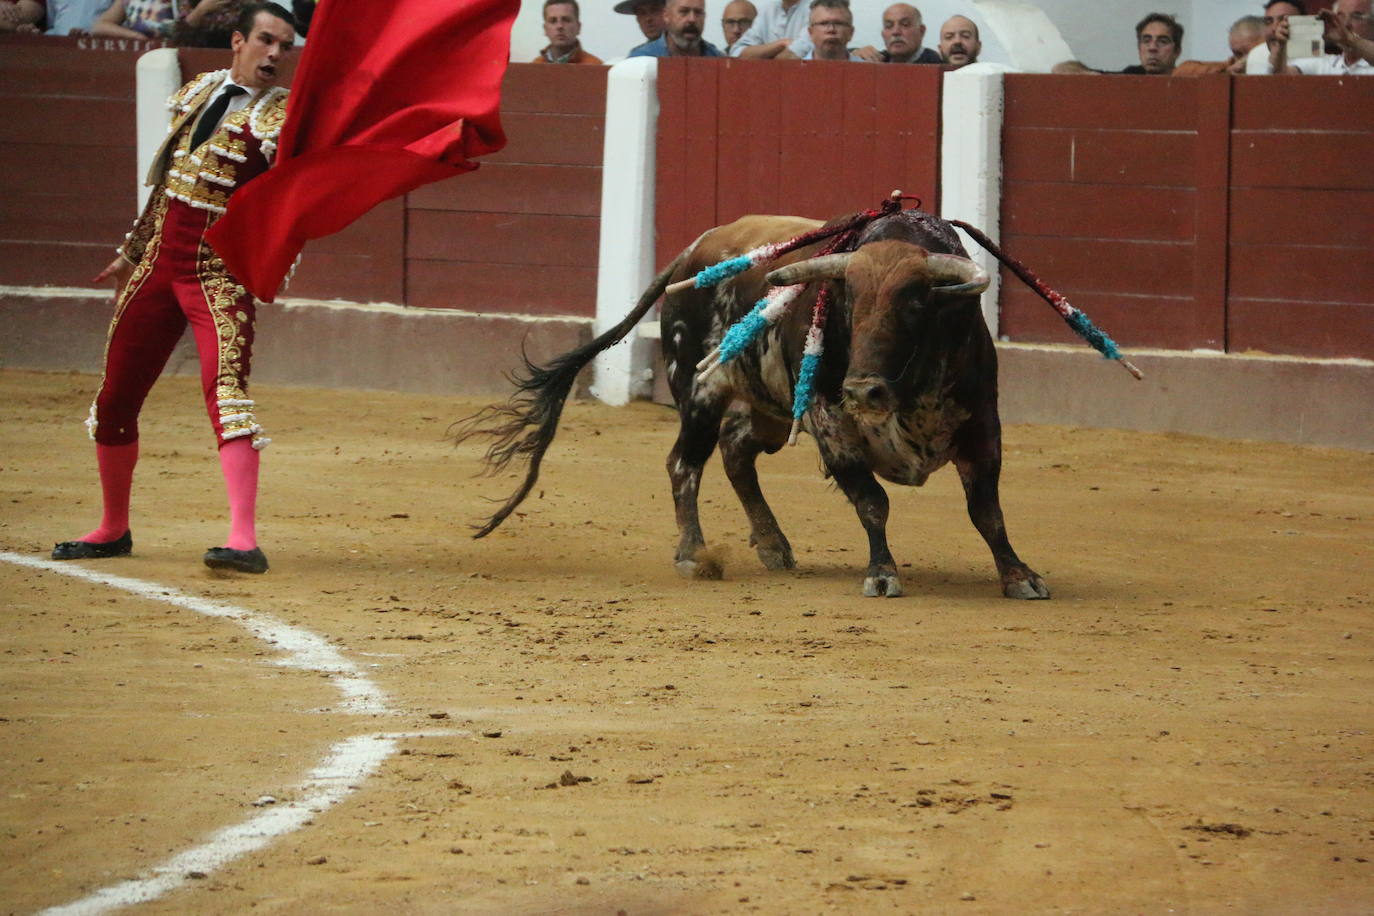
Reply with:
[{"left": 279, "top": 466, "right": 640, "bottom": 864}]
[{"left": 119, "top": 70, "right": 289, "bottom": 265}]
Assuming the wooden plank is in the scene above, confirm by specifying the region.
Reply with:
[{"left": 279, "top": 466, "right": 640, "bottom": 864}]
[
  {"left": 406, "top": 163, "right": 602, "bottom": 216},
  {"left": 1232, "top": 75, "right": 1374, "bottom": 131},
  {"left": 0, "top": 240, "right": 114, "bottom": 287},
  {"left": 777, "top": 60, "right": 846, "bottom": 219},
  {"left": 0, "top": 43, "right": 140, "bottom": 98},
  {"left": 0, "top": 144, "right": 137, "bottom": 196},
  {"left": 998, "top": 283, "right": 1207, "bottom": 350},
  {"left": 0, "top": 96, "right": 135, "bottom": 147},
  {"left": 1231, "top": 132, "right": 1374, "bottom": 190},
  {"left": 654, "top": 55, "right": 689, "bottom": 265},
  {"left": 405, "top": 260, "right": 597, "bottom": 317},
  {"left": 304, "top": 198, "right": 405, "bottom": 257},
  {"left": 288, "top": 252, "right": 404, "bottom": 304},
  {"left": 1192, "top": 75, "right": 1230, "bottom": 353},
  {"left": 492, "top": 112, "right": 604, "bottom": 167},
  {"left": 406, "top": 210, "right": 598, "bottom": 267},
  {"left": 1004, "top": 127, "right": 1198, "bottom": 187},
  {"left": 1001, "top": 181, "right": 1196, "bottom": 241},
  {"left": 1229, "top": 188, "right": 1374, "bottom": 247},
  {"left": 499, "top": 63, "right": 607, "bottom": 116},
  {"left": 1227, "top": 298, "right": 1374, "bottom": 360},
  {"left": 716, "top": 61, "right": 782, "bottom": 220},
  {"left": 839, "top": 61, "right": 879, "bottom": 212},
  {"left": 0, "top": 191, "right": 133, "bottom": 245},
  {"left": 1004, "top": 74, "right": 1199, "bottom": 131},
  {"left": 998, "top": 235, "right": 1196, "bottom": 297},
  {"left": 872, "top": 72, "right": 920, "bottom": 205},
  {"left": 1229, "top": 243, "right": 1374, "bottom": 304},
  {"left": 679, "top": 58, "right": 719, "bottom": 237}
]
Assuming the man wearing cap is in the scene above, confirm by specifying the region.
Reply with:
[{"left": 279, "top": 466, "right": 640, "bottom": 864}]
[
  {"left": 616, "top": 0, "right": 663, "bottom": 51},
  {"left": 532, "top": 0, "right": 603, "bottom": 63},
  {"left": 629, "top": 0, "right": 723, "bottom": 55}
]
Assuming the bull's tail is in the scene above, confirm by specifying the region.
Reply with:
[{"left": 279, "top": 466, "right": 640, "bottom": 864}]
[{"left": 452, "top": 253, "right": 688, "bottom": 538}]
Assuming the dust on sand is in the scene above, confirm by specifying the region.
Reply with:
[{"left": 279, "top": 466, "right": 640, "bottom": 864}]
[{"left": 2, "top": 369, "right": 1371, "bottom": 914}]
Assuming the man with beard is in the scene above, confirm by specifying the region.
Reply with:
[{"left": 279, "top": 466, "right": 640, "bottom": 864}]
[
  {"left": 937, "top": 13, "right": 980, "bottom": 66},
  {"left": 629, "top": 0, "right": 723, "bottom": 55},
  {"left": 52, "top": 2, "right": 295, "bottom": 574},
  {"left": 1263, "top": 0, "right": 1374, "bottom": 73},
  {"left": 532, "top": 0, "right": 603, "bottom": 62}
]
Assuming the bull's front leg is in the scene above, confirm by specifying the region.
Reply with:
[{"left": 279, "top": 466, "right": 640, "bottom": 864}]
[
  {"left": 719, "top": 405, "right": 795, "bottom": 571},
  {"left": 814, "top": 430, "right": 902, "bottom": 596},
  {"left": 953, "top": 421, "right": 1050, "bottom": 600}
]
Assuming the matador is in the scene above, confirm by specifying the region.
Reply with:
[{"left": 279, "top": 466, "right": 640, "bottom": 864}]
[{"left": 53, "top": 1, "right": 296, "bottom": 574}]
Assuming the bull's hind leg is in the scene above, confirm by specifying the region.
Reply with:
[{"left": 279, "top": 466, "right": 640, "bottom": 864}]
[
  {"left": 719, "top": 405, "right": 794, "bottom": 570},
  {"left": 667, "top": 396, "right": 728, "bottom": 580},
  {"left": 815, "top": 437, "right": 903, "bottom": 598},
  {"left": 953, "top": 419, "right": 1050, "bottom": 599}
]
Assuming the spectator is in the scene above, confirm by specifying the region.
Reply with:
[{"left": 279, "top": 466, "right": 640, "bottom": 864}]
[
  {"left": 1228, "top": 13, "right": 1265, "bottom": 67},
  {"left": 1173, "top": 14, "right": 1264, "bottom": 75},
  {"left": 91, "top": 0, "right": 174, "bottom": 38},
  {"left": 173, "top": 0, "right": 253, "bottom": 47},
  {"left": 615, "top": 0, "right": 664, "bottom": 50},
  {"left": 1, "top": 0, "right": 44, "bottom": 31},
  {"left": 937, "top": 13, "right": 980, "bottom": 66},
  {"left": 1265, "top": 0, "right": 1374, "bottom": 73},
  {"left": 727, "top": 0, "right": 811, "bottom": 60},
  {"left": 1246, "top": 0, "right": 1304, "bottom": 73},
  {"left": 780, "top": 0, "right": 863, "bottom": 60},
  {"left": 1054, "top": 12, "right": 1182, "bottom": 75},
  {"left": 720, "top": 0, "right": 755, "bottom": 51},
  {"left": 629, "top": 0, "right": 723, "bottom": 56},
  {"left": 46, "top": 0, "right": 113, "bottom": 34},
  {"left": 855, "top": 3, "right": 942, "bottom": 64},
  {"left": 532, "top": 0, "right": 603, "bottom": 63}
]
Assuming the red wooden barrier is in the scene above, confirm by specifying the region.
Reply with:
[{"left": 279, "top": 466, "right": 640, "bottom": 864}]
[
  {"left": 654, "top": 57, "right": 941, "bottom": 266},
  {"left": 1000, "top": 73, "right": 1374, "bottom": 361}
]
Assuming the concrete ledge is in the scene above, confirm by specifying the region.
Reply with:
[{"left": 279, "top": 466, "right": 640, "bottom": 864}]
[
  {"left": 998, "top": 343, "right": 1374, "bottom": 451},
  {"left": 5, "top": 289, "right": 1369, "bottom": 450},
  {"left": 1, "top": 289, "right": 592, "bottom": 397}
]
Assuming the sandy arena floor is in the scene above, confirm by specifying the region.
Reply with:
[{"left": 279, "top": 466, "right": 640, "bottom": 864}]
[{"left": 1, "top": 368, "right": 1371, "bottom": 915}]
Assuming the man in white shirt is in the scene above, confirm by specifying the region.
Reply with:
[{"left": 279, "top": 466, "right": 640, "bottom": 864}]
[
  {"left": 1259, "top": 0, "right": 1374, "bottom": 74},
  {"left": 727, "top": 0, "right": 812, "bottom": 59}
]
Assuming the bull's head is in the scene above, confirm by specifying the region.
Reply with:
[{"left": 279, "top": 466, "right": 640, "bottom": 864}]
[{"left": 766, "top": 241, "right": 988, "bottom": 421}]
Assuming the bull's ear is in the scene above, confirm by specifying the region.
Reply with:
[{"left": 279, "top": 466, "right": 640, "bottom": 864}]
[
  {"left": 765, "top": 252, "right": 854, "bottom": 287},
  {"left": 926, "top": 254, "right": 990, "bottom": 296}
]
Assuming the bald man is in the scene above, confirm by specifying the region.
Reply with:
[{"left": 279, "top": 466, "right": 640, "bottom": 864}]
[
  {"left": 855, "top": 3, "right": 942, "bottom": 63},
  {"left": 720, "top": 0, "right": 756, "bottom": 49},
  {"left": 937, "top": 13, "right": 980, "bottom": 66}
]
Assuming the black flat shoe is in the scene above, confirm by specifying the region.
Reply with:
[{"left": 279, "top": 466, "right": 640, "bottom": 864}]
[
  {"left": 52, "top": 530, "right": 132, "bottom": 560},
  {"left": 203, "top": 546, "right": 269, "bottom": 574}
]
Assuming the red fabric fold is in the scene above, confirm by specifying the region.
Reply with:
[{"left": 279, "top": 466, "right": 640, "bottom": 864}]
[{"left": 207, "top": 0, "right": 518, "bottom": 302}]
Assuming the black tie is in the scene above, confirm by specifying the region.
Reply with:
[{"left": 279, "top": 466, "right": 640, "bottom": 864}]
[{"left": 190, "top": 84, "right": 247, "bottom": 150}]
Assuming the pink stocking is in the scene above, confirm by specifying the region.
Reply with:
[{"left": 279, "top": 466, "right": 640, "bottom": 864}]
[
  {"left": 78, "top": 441, "right": 138, "bottom": 543},
  {"left": 218, "top": 437, "right": 260, "bottom": 550}
]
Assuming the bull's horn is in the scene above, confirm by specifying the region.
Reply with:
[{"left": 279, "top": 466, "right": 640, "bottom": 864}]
[
  {"left": 926, "top": 253, "right": 990, "bottom": 296},
  {"left": 765, "top": 252, "right": 854, "bottom": 287}
]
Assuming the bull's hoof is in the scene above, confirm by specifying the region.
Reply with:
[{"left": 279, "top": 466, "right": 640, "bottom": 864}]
[
  {"left": 675, "top": 557, "right": 723, "bottom": 580},
  {"left": 756, "top": 544, "right": 795, "bottom": 571},
  {"left": 862, "top": 572, "right": 904, "bottom": 598},
  {"left": 1002, "top": 571, "right": 1050, "bottom": 600}
]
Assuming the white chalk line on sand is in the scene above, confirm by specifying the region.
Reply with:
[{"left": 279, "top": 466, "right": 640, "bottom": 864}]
[{"left": 0, "top": 551, "right": 430, "bottom": 915}]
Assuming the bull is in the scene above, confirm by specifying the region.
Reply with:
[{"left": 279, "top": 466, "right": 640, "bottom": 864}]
[{"left": 457, "top": 207, "right": 1049, "bottom": 599}]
